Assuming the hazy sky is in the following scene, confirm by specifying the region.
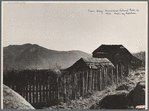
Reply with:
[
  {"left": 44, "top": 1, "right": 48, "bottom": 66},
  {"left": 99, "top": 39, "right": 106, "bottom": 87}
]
[{"left": 2, "top": 1, "right": 147, "bottom": 54}]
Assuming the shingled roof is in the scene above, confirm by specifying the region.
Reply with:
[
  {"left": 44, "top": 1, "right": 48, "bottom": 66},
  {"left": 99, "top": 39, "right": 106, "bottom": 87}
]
[
  {"left": 65, "top": 57, "right": 115, "bottom": 71},
  {"left": 82, "top": 57, "right": 114, "bottom": 67}
]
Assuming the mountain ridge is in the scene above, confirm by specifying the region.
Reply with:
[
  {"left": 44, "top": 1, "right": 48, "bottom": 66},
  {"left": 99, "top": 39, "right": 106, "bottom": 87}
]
[
  {"left": 3, "top": 43, "right": 145, "bottom": 71},
  {"left": 3, "top": 43, "right": 92, "bottom": 71}
]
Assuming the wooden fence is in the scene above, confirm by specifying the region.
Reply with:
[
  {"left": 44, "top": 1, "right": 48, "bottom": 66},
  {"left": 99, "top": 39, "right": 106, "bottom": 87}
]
[{"left": 3, "top": 63, "right": 126, "bottom": 109}]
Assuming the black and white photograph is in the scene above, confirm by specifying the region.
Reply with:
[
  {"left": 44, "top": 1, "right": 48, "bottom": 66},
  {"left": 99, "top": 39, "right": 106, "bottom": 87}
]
[{"left": 1, "top": 1, "right": 148, "bottom": 110}]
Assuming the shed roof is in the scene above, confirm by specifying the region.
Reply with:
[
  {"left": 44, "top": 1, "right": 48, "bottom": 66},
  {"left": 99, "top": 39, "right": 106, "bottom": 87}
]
[
  {"left": 65, "top": 57, "right": 115, "bottom": 71},
  {"left": 82, "top": 57, "right": 115, "bottom": 68}
]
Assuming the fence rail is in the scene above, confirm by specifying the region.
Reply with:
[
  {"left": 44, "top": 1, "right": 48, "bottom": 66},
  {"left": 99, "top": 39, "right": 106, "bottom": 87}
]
[{"left": 4, "top": 63, "right": 126, "bottom": 109}]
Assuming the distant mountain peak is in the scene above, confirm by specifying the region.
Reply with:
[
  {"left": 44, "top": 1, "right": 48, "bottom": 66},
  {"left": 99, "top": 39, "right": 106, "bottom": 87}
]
[{"left": 3, "top": 44, "right": 91, "bottom": 71}]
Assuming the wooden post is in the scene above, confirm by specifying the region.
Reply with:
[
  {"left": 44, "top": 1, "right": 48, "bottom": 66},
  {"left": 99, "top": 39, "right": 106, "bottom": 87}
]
[
  {"left": 43, "top": 77, "right": 45, "bottom": 104},
  {"left": 100, "top": 68, "right": 102, "bottom": 90},
  {"left": 91, "top": 70, "right": 94, "bottom": 91},
  {"left": 71, "top": 74, "right": 73, "bottom": 99},
  {"left": 94, "top": 71, "right": 96, "bottom": 91},
  {"left": 72, "top": 74, "right": 74, "bottom": 100},
  {"left": 74, "top": 73, "right": 76, "bottom": 100},
  {"left": 121, "top": 64, "right": 123, "bottom": 82},
  {"left": 75, "top": 73, "right": 79, "bottom": 99},
  {"left": 88, "top": 69, "right": 90, "bottom": 92},
  {"left": 30, "top": 83, "right": 32, "bottom": 104},
  {"left": 98, "top": 69, "right": 100, "bottom": 91},
  {"left": 46, "top": 79, "right": 48, "bottom": 104},
  {"left": 33, "top": 82, "right": 35, "bottom": 104},
  {"left": 66, "top": 74, "right": 68, "bottom": 102},
  {"left": 90, "top": 69, "right": 93, "bottom": 91},
  {"left": 116, "top": 64, "right": 119, "bottom": 85},
  {"left": 57, "top": 77, "right": 59, "bottom": 105},
  {"left": 94, "top": 70, "right": 96, "bottom": 90},
  {"left": 21, "top": 85, "right": 24, "bottom": 100},
  {"left": 78, "top": 72, "right": 80, "bottom": 99},
  {"left": 79, "top": 72, "right": 82, "bottom": 97},
  {"left": 82, "top": 72, "right": 84, "bottom": 99},
  {"left": 93, "top": 70, "right": 95, "bottom": 90},
  {"left": 103, "top": 68, "right": 105, "bottom": 89},
  {"left": 111, "top": 69, "right": 114, "bottom": 86},
  {"left": 64, "top": 75, "right": 66, "bottom": 103},
  {"left": 49, "top": 78, "right": 51, "bottom": 104},
  {"left": 36, "top": 77, "right": 38, "bottom": 104},
  {"left": 105, "top": 67, "right": 107, "bottom": 88},
  {"left": 70, "top": 74, "right": 72, "bottom": 99},
  {"left": 97, "top": 69, "right": 99, "bottom": 91},
  {"left": 26, "top": 83, "right": 29, "bottom": 103},
  {"left": 86, "top": 70, "right": 88, "bottom": 92},
  {"left": 95, "top": 70, "right": 98, "bottom": 91},
  {"left": 24, "top": 84, "right": 26, "bottom": 101},
  {"left": 84, "top": 71, "right": 87, "bottom": 95}
]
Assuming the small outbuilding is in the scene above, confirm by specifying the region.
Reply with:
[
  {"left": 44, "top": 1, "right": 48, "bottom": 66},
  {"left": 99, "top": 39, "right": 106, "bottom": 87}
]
[
  {"left": 65, "top": 57, "right": 115, "bottom": 72},
  {"left": 64, "top": 57, "right": 117, "bottom": 91}
]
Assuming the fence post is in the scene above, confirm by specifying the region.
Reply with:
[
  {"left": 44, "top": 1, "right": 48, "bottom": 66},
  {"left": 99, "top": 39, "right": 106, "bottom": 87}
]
[
  {"left": 57, "top": 77, "right": 59, "bottom": 105},
  {"left": 36, "top": 76, "right": 38, "bottom": 104},
  {"left": 93, "top": 70, "right": 95, "bottom": 91},
  {"left": 86, "top": 70, "right": 88, "bottom": 92},
  {"left": 111, "top": 69, "right": 114, "bottom": 86},
  {"left": 46, "top": 77, "right": 48, "bottom": 104},
  {"left": 102, "top": 67, "right": 105, "bottom": 89},
  {"left": 27, "top": 82, "right": 29, "bottom": 103},
  {"left": 116, "top": 64, "right": 119, "bottom": 85},
  {"left": 105, "top": 67, "right": 107, "bottom": 88},
  {"left": 88, "top": 69, "right": 90, "bottom": 92},
  {"left": 82, "top": 71, "right": 84, "bottom": 99},
  {"left": 33, "top": 79, "right": 35, "bottom": 104},
  {"left": 121, "top": 64, "right": 123, "bottom": 82},
  {"left": 97, "top": 69, "right": 99, "bottom": 91},
  {"left": 95, "top": 70, "right": 98, "bottom": 91},
  {"left": 84, "top": 71, "right": 86, "bottom": 95},
  {"left": 63, "top": 75, "right": 66, "bottom": 103},
  {"left": 100, "top": 68, "right": 102, "bottom": 90},
  {"left": 43, "top": 79, "right": 45, "bottom": 104},
  {"left": 74, "top": 73, "right": 77, "bottom": 100},
  {"left": 98, "top": 69, "right": 100, "bottom": 91},
  {"left": 66, "top": 74, "right": 68, "bottom": 102},
  {"left": 72, "top": 74, "right": 75, "bottom": 100},
  {"left": 90, "top": 69, "right": 93, "bottom": 91},
  {"left": 94, "top": 70, "right": 96, "bottom": 91},
  {"left": 49, "top": 78, "right": 52, "bottom": 105}
]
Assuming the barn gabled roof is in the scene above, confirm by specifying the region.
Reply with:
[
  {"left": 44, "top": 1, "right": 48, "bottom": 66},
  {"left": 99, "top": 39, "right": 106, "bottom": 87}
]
[
  {"left": 92, "top": 44, "right": 142, "bottom": 65},
  {"left": 65, "top": 57, "right": 115, "bottom": 72},
  {"left": 92, "top": 44, "right": 131, "bottom": 55}
]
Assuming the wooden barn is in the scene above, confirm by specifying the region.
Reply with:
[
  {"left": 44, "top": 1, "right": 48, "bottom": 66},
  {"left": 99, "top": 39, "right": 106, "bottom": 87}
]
[
  {"left": 65, "top": 57, "right": 115, "bottom": 72},
  {"left": 92, "top": 44, "right": 142, "bottom": 75}
]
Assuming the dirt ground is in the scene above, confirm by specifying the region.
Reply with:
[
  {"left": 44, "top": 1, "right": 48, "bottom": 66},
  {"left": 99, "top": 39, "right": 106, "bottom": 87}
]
[{"left": 43, "top": 67, "right": 145, "bottom": 110}]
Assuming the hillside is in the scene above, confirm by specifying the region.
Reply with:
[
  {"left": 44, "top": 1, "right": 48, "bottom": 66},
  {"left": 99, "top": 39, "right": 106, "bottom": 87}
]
[
  {"left": 132, "top": 51, "right": 145, "bottom": 61},
  {"left": 3, "top": 43, "right": 91, "bottom": 71}
]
